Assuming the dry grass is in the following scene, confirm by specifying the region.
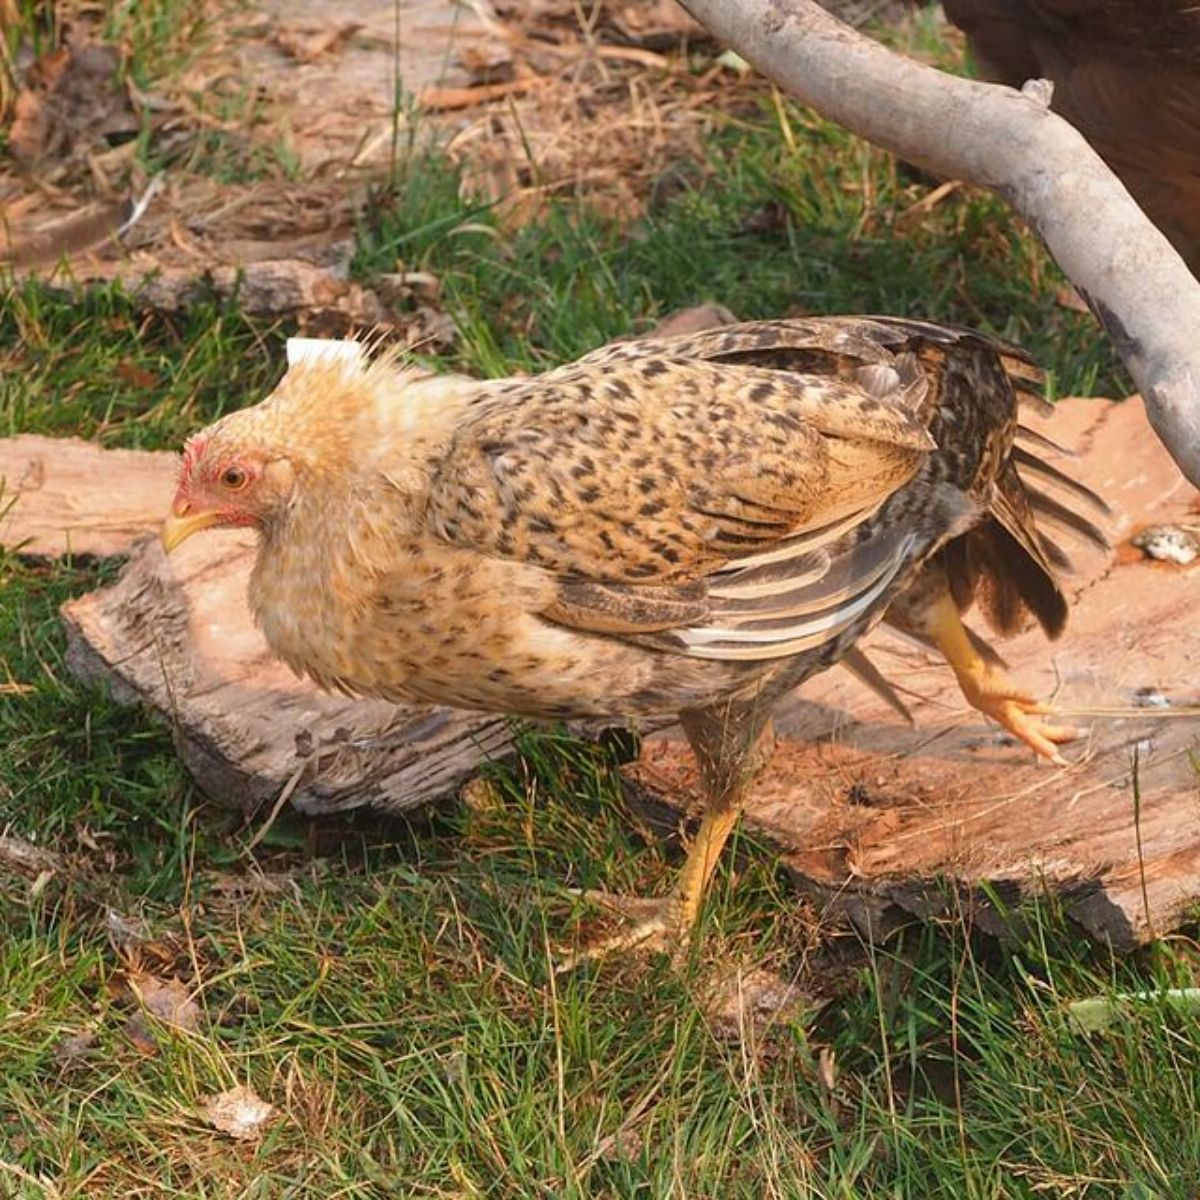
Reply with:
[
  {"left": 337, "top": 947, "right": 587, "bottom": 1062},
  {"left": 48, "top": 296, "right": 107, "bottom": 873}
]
[{"left": 2, "top": 0, "right": 782, "bottom": 326}]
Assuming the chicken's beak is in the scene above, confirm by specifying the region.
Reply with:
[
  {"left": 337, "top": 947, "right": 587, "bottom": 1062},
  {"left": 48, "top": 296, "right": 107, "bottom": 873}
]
[{"left": 161, "top": 499, "right": 221, "bottom": 553}]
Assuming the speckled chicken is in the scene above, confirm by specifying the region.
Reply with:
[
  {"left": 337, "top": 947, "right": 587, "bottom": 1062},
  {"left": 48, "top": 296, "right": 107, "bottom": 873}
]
[{"left": 162, "top": 318, "right": 1107, "bottom": 961}]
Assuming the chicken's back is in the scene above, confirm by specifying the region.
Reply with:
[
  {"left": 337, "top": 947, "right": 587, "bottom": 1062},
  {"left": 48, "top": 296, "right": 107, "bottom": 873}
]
[{"left": 247, "top": 319, "right": 1060, "bottom": 724}]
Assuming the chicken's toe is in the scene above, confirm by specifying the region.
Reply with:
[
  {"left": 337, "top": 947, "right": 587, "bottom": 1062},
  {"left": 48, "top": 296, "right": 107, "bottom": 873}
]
[
  {"left": 554, "top": 894, "right": 686, "bottom": 974},
  {"left": 985, "top": 697, "right": 1078, "bottom": 765}
]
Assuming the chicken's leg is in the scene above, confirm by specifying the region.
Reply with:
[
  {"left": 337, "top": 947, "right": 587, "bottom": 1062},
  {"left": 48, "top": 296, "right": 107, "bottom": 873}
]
[
  {"left": 556, "top": 702, "right": 774, "bottom": 972},
  {"left": 923, "top": 588, "right": 1077, "bottom": 763}
]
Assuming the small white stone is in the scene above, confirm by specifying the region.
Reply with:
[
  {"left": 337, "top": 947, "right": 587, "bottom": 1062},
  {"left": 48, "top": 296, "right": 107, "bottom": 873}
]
[{"left": 1132, "top": 524, "right": 1199, "bottom": 565}]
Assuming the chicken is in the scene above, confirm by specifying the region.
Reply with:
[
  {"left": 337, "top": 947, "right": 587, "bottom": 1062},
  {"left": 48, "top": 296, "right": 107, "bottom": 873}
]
[
  {"left": 942, "top": 0, "right": 1200, "bottom": 275},
  {"left": 162, "top": 318, "right": 1106, "bottom": 962}
]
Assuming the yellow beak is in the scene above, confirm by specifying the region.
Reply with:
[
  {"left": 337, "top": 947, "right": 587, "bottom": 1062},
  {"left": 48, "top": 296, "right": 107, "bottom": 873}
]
[{"left": 161, "top": 506, "right": 222, "bottom": 553}]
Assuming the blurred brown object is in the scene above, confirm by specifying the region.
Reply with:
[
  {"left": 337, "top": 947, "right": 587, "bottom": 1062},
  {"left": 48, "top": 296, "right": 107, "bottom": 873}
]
[
  {"left": 942, "top": 0, "right": 1200, "bottom": 275},
  {"left": 5, "top": 38, "right": 137, "bottom": 166}
]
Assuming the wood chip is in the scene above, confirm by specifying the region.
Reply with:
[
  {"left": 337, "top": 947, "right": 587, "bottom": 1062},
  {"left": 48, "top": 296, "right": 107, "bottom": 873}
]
[
  {"left": 274, "top": 22, "right": 362, "bottom": 64},
  {"left": 417, "top": 75, "right": 541, "bottom": 111}
]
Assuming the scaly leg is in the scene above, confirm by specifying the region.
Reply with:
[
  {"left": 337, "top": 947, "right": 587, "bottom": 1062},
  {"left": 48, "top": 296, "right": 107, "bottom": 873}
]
[
  {"left": 556, "top": 705, "right": 774, "bottom": 972},
  {"left": 924, "top": 588, "right": 1077, "bottom": 764}
]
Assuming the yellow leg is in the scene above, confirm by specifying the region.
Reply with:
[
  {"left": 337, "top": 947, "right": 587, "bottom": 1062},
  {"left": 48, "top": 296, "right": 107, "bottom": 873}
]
[
  {"left": 926, "top": 590, "right": 1076, "bottom": 764},
  {"left": 555, "top": 712, "right": 773, "bottom": 973},
  {"left": 669, "top": 797, "right": 743, "bottom": 933},
  {"left": 555, "top": 799, "right": 745, "bottom": 973}
]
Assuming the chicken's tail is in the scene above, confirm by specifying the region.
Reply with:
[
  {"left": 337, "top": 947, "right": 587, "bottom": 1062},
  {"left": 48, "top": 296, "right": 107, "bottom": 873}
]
[{"left": 947, "top": 389, "right": 1110, "bottom": 642}]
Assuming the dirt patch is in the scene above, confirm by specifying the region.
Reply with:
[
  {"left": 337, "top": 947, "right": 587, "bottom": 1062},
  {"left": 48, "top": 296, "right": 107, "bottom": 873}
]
[{"left": 1, "top": 0, "right": 766, "bottom": 326}]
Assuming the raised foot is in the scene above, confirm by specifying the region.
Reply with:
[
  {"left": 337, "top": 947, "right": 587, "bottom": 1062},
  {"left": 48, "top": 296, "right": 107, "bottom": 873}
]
[
  {"left": 554, "top": 890, "right": 690, "bottom": 974},
  {"left": 966, "top": 676, "right": 1078, "bottom": 765}
]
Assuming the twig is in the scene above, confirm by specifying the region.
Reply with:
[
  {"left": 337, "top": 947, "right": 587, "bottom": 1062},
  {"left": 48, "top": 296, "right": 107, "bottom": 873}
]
[
  {"left": 1131, "top": 744, "right": 1154, "bottom": 941},
  {"left": 0, "top": 834, "right": 64, "bottom": 877},
  {"left": 242, "top": 760, "right": 309, "bottom": 855},
  {"left": 417, "top": 76, "right": 541, "bottom": 112}
]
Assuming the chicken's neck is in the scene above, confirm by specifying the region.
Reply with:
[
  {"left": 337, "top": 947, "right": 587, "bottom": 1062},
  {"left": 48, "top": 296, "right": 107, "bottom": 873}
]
[{"left": 246, "top": 373, "right": 489, "bottom": 686}]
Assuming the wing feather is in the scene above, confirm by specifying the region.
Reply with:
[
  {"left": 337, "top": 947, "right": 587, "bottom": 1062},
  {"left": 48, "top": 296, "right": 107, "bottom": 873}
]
[
  {"left": 665, "top": 531, "right": 918, "bottom": 661},
  {"left": 427, "top": 337, "right": 938, "bottom": 664}
]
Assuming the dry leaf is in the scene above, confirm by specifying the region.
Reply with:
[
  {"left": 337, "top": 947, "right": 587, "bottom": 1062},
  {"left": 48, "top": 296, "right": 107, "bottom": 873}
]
[
  {"left": 7, "top": 48, "right": 70, "bottom": 162},
  {"left": 1055, "top": 285, "right": 1091, "bottom": 314},
  {"left": 105, "top": 909, "right": 153, "bottom": 949},
  {"left": 596, "top": 1123, "right": 645, "bottom": 1163},
  {"left": 612, "top": 1, "right": 704, "bottom": 43},
  {"left": 129, "top": 972, "right": 202, "bottom": 1030},
  {"left": 202, "top": 1085, "right": 276, "bottom": 1140},
  {"left": 53, "top": 1026, "right": 99, "bottom": 1069},
  {"left": 110, "top": 970, "right": 203, "bottom": 1054},
  {"left": 9, "top": 42, "right": 135, "bottom": 166},
  {"left": 124, "top": 1013, "right": 161, "bottom": 1056},
  {"left": 274, "top": 23, "right": 361, "bottom": 64},
  {"left": 114, "top": 360, "right": 162, "bottom": 390},
  {"left": 705, "top": 967, "right": 812, "bottom": 1039}
]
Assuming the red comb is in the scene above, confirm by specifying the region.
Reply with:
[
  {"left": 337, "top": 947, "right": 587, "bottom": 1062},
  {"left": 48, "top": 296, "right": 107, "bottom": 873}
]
[{"left": 179, "top": 435, "right": 208, "bottom": 482}]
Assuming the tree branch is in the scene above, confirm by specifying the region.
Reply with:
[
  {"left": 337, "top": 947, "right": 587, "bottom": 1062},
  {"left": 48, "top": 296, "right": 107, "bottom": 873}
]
[{"left": 678, "top": 0, "right": 1200, "bottom": 488}]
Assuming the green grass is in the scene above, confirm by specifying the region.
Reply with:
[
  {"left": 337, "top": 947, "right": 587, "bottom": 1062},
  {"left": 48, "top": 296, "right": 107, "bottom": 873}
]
[
  {"left": 2, "top": 12, "right": 1193, "bottom": 1196},
  {"left": 353, "top": 123, "right": 1122, "bottom": 398}
]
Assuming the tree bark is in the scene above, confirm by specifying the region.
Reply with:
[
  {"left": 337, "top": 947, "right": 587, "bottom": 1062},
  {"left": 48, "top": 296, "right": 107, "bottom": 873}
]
[{"left": 678, "top": 0, "right": 1200, "bottom": 488}]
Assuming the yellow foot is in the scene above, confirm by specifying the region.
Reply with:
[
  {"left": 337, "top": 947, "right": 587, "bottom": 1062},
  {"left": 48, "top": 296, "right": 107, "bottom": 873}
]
[
  {"left": 967, "top": 677, "right": 1078, "bottom": 765},
  {"left": 554, "top": 890, "right": 690, "bottom": 974},
  {"left": 922, "top": 588, "right": 1077, "bottom": 765}
]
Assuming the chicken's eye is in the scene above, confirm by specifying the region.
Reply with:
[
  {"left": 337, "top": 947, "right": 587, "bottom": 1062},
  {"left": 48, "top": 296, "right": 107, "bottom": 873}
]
[{"left": 221, "top": 466, "right": 248, "bottom": 490}]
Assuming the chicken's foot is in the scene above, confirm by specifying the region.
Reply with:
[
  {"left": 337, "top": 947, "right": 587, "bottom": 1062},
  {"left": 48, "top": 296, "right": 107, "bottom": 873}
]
[{"left": 927, "top": 590, "right": 1077, "bottom": 764}]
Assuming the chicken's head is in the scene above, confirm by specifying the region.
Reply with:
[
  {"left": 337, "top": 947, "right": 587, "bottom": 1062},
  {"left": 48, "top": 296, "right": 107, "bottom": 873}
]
[
  {"left": 162, "top": 422, "right": 295, "bottom": 552},
  {"left": 161, "top": 339, "right": 463, "bottom": 553}
]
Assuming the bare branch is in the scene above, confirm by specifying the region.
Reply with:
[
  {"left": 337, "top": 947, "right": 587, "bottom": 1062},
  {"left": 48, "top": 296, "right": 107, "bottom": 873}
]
[{"left": 678, "top": 0, "right": 1200, "bottom": 488}]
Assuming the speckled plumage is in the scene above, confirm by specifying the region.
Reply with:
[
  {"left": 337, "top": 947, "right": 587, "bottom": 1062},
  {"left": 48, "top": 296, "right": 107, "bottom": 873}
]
[
  {"left": 168, "top": 316, "right": 1107, "bottom": 958},
  {"left": 176, "top": 317, "right": 1102, "bottom": 725}
]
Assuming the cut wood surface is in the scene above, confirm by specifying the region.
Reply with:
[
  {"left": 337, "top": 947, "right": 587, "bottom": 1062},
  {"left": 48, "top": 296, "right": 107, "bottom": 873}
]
[
  {"left": 0, "top": 435, "right": 177, "bottom": 558},
  {"left": 5, "top": 392, "right": 1197, "bottom": 947}
]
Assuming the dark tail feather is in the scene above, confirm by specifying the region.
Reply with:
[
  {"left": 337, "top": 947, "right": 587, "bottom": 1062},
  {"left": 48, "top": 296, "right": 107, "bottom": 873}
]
[
  {"left": 1001, "top": 355, "right": 1053, "bottom": 416},
  {"left": 1015, "top": 423, "right": 1078, "bottom": 458},
  {"left": 938, "top": 459, "right": 1073, "bottom": 641},
  {"left": 1013, "top": 444, "right": 1111, "bottom": 517},
  {"left": 1025, "top": 486, "right": 1110, "bottom": 553},
  {"left": 841, "top": 647, "right": 915, "bottom": 724}
]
